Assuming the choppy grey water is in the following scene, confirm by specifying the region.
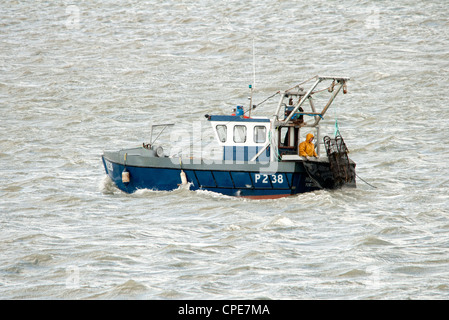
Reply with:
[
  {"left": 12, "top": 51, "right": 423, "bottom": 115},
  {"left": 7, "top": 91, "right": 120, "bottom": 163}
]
[{"left": 1, "top": 0, "right": 448, "bottom": 300}]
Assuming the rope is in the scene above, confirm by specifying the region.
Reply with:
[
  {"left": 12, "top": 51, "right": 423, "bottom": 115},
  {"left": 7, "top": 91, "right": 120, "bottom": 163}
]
[
  {"left": 310, "top": 86, "right": 332, "bottom": 95},
  {"left": 285, "top": 75, "right": 318, "bottom": 92},
  {"left": 333, "top": 88, "right": 340, "bottom": 137},
  {"left": 252, "top": 91, "right": 280, "bottom": 110},
  {"left": 356, "top": 173, "right": 377, "bottom": 189},
  {"left": 334, "top": 119, "right": 341, "bottom": 137}
]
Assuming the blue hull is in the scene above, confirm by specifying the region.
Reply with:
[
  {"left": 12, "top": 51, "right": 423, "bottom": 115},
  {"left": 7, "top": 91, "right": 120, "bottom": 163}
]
[{"left": 101, "top": 156, "right": 319, "bottom": 199}]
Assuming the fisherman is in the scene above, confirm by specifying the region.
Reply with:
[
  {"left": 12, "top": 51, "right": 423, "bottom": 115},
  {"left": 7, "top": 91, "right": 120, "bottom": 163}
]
[{"left": 299, "top": 133, "right": 317, "bottom": 158}]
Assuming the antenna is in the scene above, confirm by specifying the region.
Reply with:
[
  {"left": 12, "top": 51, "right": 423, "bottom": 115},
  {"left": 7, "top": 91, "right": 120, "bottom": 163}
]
[
  {"left": 252, "top": 38, "right": 256, "bottom": 89},
  {"left": 249, "top": 38, "right": 256, "bottom": 117}
]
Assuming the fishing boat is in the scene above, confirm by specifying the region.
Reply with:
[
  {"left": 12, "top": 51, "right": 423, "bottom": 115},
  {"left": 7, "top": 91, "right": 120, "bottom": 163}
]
[{"left": 101, "top": 76, "right": 356, "bottom": 199}]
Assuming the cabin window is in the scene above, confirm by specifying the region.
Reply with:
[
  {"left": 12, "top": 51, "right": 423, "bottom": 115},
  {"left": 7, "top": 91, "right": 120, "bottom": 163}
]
[
  {"left": 254, "top": 126, "right": 266, "bottom": 143},
  {"left": 216, "top": 125, "right": 227, "bottom": 142},
  {"left": 233, "top": 125, "right": 247, "bottom": 143}
]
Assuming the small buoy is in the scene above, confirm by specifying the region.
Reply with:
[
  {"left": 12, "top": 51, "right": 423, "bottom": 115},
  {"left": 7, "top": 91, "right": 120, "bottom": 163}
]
[
  {"left": 122, "top": 169, "right": 130, "bottom": 183},
  {"left": 180, "top": 170, "right": 187, "bottom": 185},
  {"left": 343, "top": 83, "right": 348, "bottom": 94}
]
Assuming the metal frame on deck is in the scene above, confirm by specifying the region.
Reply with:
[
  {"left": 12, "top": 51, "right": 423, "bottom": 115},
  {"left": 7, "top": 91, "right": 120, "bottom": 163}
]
[
  {"left": 275, "top": 76, "right": 349, "bottom": 125},
  {"left": 270, "top": 76, "right": 349, "bottom": 159}
]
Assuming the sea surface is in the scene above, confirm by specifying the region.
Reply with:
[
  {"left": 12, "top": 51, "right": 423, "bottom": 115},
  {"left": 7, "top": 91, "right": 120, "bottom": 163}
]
[{"left": 1, "top": 0, "right": 448, "bottom": 299}]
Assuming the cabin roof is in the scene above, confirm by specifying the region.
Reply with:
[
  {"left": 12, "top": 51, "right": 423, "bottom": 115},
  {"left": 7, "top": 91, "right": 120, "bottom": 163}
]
[{"left": 207, "top": 115, "right": 270, "bottom": 123}]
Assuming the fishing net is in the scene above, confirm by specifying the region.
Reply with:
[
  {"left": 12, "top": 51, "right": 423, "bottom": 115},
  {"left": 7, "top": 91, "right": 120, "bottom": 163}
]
[{"left": 323, "top": 134, "right": 355, "bottom": 188}]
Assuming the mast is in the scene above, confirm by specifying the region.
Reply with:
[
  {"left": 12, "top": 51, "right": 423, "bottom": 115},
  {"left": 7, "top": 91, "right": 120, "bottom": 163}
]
[{"left": 248, "top": 38, "right": 256, "bottom": 118}]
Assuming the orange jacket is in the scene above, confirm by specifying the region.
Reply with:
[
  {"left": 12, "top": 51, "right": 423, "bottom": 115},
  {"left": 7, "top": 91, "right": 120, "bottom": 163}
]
[{"left": 299, "top": 133, "right": 318, "bottom": 157}]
